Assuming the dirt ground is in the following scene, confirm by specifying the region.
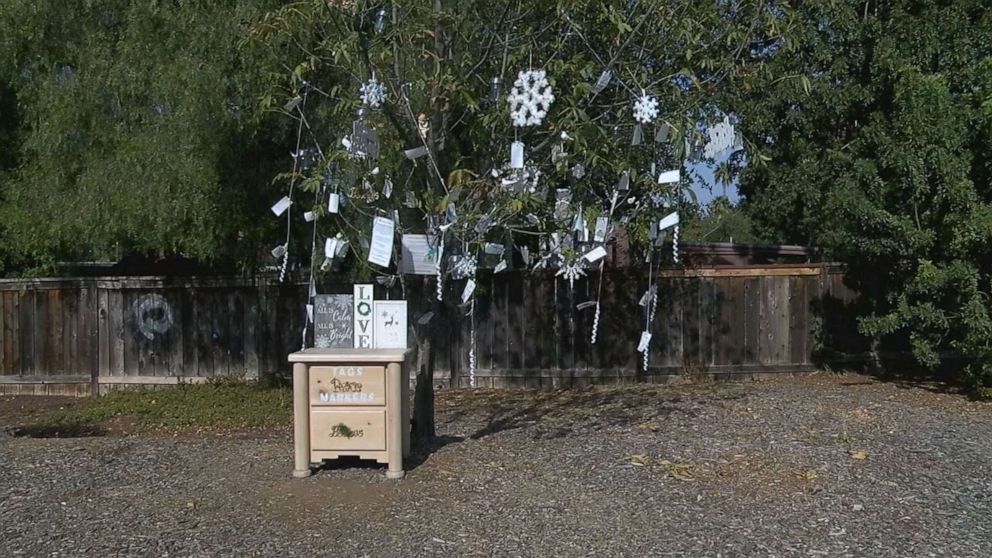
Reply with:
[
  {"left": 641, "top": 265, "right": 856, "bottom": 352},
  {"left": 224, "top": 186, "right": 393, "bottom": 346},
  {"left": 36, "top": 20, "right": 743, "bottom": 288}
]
[{"left": 2, "top": 374, "right": 991, "bottom": 557}]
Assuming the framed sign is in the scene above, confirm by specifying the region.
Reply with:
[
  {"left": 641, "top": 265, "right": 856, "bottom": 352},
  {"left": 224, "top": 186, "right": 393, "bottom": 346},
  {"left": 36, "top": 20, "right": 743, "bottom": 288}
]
[
  {"left": 373, "top": 300, "right": 407, "bottom": 349},
  {"left": 313, "top": 295, "right": 353, "bottom": 349}
]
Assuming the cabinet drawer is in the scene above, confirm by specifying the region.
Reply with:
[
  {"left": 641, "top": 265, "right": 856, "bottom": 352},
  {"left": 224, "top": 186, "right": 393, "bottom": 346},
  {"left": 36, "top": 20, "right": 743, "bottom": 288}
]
[
  {"left": 310, "top": 409, "right": 386, "bottom": 451},
  {"left": 309, "top": 365, "right": 386, "bottom": 406}
]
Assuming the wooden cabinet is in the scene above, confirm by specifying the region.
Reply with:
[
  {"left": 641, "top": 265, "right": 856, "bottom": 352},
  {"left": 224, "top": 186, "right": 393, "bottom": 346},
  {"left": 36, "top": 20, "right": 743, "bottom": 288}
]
[{"left": 289, "top": 349, "right": 411, "bottom": 479}]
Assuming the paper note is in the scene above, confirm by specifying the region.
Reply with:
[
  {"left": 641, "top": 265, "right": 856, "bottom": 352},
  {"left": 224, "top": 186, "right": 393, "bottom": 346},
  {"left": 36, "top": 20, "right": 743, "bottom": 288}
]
[
  {"left": 484, "top": 243, "right": 505, "bottom": 255},
  {"left": 510, "top": 141, "right": 525, "bottom": 169},
  {"left": 462, "top": 279, "right": 476, "bottom": 304},
  {"left": 399, "top": 234, "right": 438, "bottom": 275},
  {"left": 367, "top": 217, "right": 395, "bottom": 267},
  {"left": 353, "top": 284, "right": 374, "bottom": 348},
  {"left": 383, "top": 176, "right": 393, "bottom": 198},
  {"left": 583, "top": 246, "right": 607, "bottom": 263},
  {"left": 271, "top": 196, "right": 291, "bottom": 216},
  {"left": 637, "top": 331, "right": 652, "bottom": 353},
  {"left": 658, "top": 211, "right": 680, "bottom": 231},
  {"left": 494, "top": 260, "right": 508, "bottom": 273},
  {"left": 404, "top": 145, "right": 428, "bottom": 159},
  {"left": 304, "top": 211, "right": 315, "bottom": 222},
  {"left": 328, "top": 192, "right": 340, "bottom": 214},
  {"left": 592, "top": 69, "right": 613, "bottom": 94},
  {"left": 324, "top": 237, "right": 338, "bottom": 259},
  {"left": 306, "top": 304, "right": 314, "bottom": 324},
  {"left": 658, "top": 169, "right": 681, "bottom": 184},
  {"left": 594, "top": 217, "right": 609, "bottom": 242},
  {"left": 417, "top": 311, "right": 435, "bottom": 325},
  {"left": 617, "top": 172, "right": 630, "bottom": 191},
  {"left": 270, "top": 244, "right": 286, "bottom": 259}
]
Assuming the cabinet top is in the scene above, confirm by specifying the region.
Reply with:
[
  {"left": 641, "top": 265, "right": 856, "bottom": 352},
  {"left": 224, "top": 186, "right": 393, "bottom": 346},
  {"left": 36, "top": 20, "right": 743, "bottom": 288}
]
[{"left": 288, "top": 347, "right": 412, "bottom": 363}]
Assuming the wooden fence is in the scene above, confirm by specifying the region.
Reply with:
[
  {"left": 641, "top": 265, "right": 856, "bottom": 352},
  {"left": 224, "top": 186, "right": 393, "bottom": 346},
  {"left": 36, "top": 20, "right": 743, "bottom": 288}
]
[{"left": 0, "top": 265, "right": 866, "bottom": 395}]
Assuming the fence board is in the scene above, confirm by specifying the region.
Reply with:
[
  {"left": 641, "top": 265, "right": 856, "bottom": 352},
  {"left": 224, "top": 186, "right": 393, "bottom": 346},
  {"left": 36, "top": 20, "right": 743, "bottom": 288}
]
[{"left": 0, "top": 266, "right": 870, "bottom": 389}]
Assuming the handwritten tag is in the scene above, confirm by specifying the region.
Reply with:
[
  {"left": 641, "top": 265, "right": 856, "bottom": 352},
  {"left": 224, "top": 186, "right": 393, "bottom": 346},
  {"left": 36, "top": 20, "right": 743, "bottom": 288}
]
[
  {"left": 271, "top": 196, "right": 292, "bottom": 216},
  {"left": 404, "top": 145, "right": 428, "bottom": 159},
  {"left": 367, "top": 217, "right": 394, "bottom": 267},
  {"left": 271, "top": 244, "right": 286, "bottom": 259},
  {"left": 306, "top": 304, "right": 314, "bottom": 324},
  {"left": 658, "top": 169, "right": 681, "bottom": 184},
  {"left": 304, "top": 211, "right": 315, "bottom": 223},
  {"left": 462, "top": 278, "right": 476, "bottom": 303},
  {"left": 658, "top": 211, "right": 680, "bottom": 231},
  {"left": 324, "top": 237, "right": 338, "bottom": 259},
  {"left": 484, "top": 242, "right": 505, "bottom": 255},
  {"left": 637, "top": 331, "right": 652, "bottom": 353},
  {"left": 494, "top": 260, "right": 508, "bottom": 273},
  {"left": 510, "top": 141, "right": 525, "bottom": 169},
  {"left": 383, "top": 176, "right": 393, "bottom": 198},
  {"left": 583, "top": 246, "right": 607, "bottom": 263},
  {"left": 592, "top": 69, "right": 613, "bottom": 94},
  {"left": 417, "top": 311, "right": 435, "bottom": 325},
  {"left": 328, "top": 192, "right": 340, "bottom": 214},
  {"left": 617, "top": 172, "right": 630, "bottom": 191},
  {"left": 594, "top": 217, "right": 609, "bottom": 242}
]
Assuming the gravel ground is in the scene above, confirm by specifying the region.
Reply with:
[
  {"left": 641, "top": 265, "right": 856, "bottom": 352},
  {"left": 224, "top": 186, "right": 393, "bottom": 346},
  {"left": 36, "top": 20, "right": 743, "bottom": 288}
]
[{"left": 2, "top": 374, "right": 991, "bottom": 557}]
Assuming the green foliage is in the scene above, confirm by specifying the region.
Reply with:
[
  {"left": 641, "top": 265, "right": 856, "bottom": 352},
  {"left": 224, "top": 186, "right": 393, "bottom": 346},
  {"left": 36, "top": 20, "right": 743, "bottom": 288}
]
[
  {"left": 0, "top": 0, "right": 288, "bottom": 273},
  {"left": 247, "top": 0, "right": 786, "bottom": 278},
  {"left": 38, "top": 380, "right": 292, "bottom": 432},
  {"left": 735, "top": 2, "right": 992, "bottom": 392}
]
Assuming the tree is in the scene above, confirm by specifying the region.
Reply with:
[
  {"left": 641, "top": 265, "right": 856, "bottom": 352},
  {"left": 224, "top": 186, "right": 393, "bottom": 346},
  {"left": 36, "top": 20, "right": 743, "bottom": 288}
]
[
  {"left": 0, "top": 0, "right": 288, "bottom": 274},
  {"left": 247, "top": 0, "right": 790, "bottom": 435},
  {"left": 733, "top": 2, "right": 992, "bottom": 394}
]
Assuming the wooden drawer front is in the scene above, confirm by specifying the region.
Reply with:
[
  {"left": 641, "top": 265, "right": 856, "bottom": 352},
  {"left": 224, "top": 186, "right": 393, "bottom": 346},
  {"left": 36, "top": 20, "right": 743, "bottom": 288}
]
[
  {"left": 310, "top": 409, "right": 386, "bottom": 451},
  {"left": 309, "top": 365, "right": 386, "bottom": 406}
]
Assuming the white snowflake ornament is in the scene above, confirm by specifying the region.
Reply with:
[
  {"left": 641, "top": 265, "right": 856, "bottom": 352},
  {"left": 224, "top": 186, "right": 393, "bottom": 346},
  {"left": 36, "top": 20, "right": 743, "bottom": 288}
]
[
  {"left": 360, "top": 76, "right": 387, "bottom": 108},
  {"left": 508, "top": 69, "right": 555, "bottom": 127},
  {"left": 633, "top": 93, "right": 659, "bottom": 124}
]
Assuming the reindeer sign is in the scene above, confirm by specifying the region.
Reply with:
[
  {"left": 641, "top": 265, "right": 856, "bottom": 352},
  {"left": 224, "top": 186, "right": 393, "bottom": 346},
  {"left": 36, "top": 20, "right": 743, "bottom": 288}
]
[{"left": 373, "top": 300, "right": 407, "bottom": 349}]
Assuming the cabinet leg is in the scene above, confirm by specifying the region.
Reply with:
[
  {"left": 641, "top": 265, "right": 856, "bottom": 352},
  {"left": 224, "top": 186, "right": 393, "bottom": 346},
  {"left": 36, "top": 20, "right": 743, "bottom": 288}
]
[
  {"left": 386, "top": 361, "right": 405, "bottom": 479},
  {"left": 292, "top": 362, "right": 312, "bottom": 478}
]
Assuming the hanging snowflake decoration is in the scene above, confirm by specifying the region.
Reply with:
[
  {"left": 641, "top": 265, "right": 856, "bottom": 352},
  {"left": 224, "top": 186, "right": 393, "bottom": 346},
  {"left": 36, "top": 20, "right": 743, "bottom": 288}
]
[
  {"left": 632, "top": 93, "right": 659, "bottom": 124},
  {"left": 556, "top": 260, "right": 586, "bottom": 289},
  {"left": 359, "top": 76, "right": 387, "bottom": 108},
  {"left": 704, "top": 116, "right": 736, "bottom": 159},
  {"left": 508, "top": 69, "right": 555, "bottom": 127},
  {"left": 450, "top": 254, "right": 477, "bottom": 280}
]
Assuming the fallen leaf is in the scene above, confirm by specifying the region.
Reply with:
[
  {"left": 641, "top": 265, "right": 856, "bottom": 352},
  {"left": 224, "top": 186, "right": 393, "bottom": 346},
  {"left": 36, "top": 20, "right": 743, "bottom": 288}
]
[
  {"left": 849, "top": 450, "right": 868, "bottom": 460},
  {"left": 637, "top": 422, "right": 660, "bottom": 432},
  {"left": 795, "top": 468, "right": 819, "bottom": 481}
]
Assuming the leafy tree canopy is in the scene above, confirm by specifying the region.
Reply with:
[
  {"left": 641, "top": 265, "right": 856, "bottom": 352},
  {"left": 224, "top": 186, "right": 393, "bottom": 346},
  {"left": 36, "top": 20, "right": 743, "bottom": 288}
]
[
  {"left": 735, "top": 1, "right": 992, "bottom": 392},
  {"left": 0, "top": 0, "right": 287, "bottom": 274}
]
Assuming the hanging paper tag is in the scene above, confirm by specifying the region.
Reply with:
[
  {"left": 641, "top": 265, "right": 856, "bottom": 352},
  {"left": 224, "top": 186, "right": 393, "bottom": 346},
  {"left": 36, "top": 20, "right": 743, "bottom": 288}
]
[
  {"left": 510, "top": 141, "right": 525, "bottom": 169},
  {"left": 655, "top": 122, "right": 670, "bottom": 143},
  {"left": 592, "top": 69, "right": 613, "bottom": 94},
  {"left": 417, "top": 311, "right": 435, "bottom": 325},
  {"left": 462, "top": 278, "right": 476, "bottom": 304},
  {"left": 404, "top": 145, "right": 428, "bottom": 159},
  {"left": 484, "top": 243, "right": 505, "bottom": 255},
  {"left": 270, "top": 244, "right": 287, "bottom": 259},
  {"left": 309, "top": 281, "right": 317, "bottom": 299},
  {"left": 283, "top": 96, "right": 302, "bottom": 112},
  {"left": 658, "top": 211, "right": 680, "bottom": 231},
  {"left": 594, "top": 217, "right": 609, "bottom": 242},
  {"left": 638, "top": 289, "right": 652, "bottom": 307},
  {"left": 306, "top": 304, "right": 314, "bottom": 324},
  {"left": 324, "top": 237, "right": 338, "bottom": 259},
  {"left": 304, "top": 211, "right": 315, "bottom": 223},
  {"left": 335, "top": 237, "right": 349, "bottom": 258},
  {"left": 367, "top": 217, "right": 395, "bottom": 267},
  {"left": 637, "top": 331, "right": 652, "bottom": 353},
  {"left": 583, "top": 246, "right": 607, "bottom": 263},
  {"left": 631, "top": 123, "right": 643, "bottom": 146},
  {"left": 383, "top": 176, "right": 393, "bottom": 198},
  {"left": 494, "top": 260, "right": 508, "bottom": 273},
  {"left": 617, "top": 172, "right": 630, "bottom": 191},
  {"left": 519, "top": 246, "right": 530, "bottom": 265},
  {"left": 658, "top": 169, "right": 681, "bottom": 184},
  {"left": 271, "top": 196, "right": 292, "bottom": 216},
  {"left": 328, "top": 192, "right": 340, "bottom": 213}
]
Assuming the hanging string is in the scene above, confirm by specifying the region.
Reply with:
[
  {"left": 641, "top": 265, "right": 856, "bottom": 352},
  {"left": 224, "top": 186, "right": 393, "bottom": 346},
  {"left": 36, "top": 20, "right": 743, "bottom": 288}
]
[{"left": 281, "top": 88, "right": 309, "bottom": 283}]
